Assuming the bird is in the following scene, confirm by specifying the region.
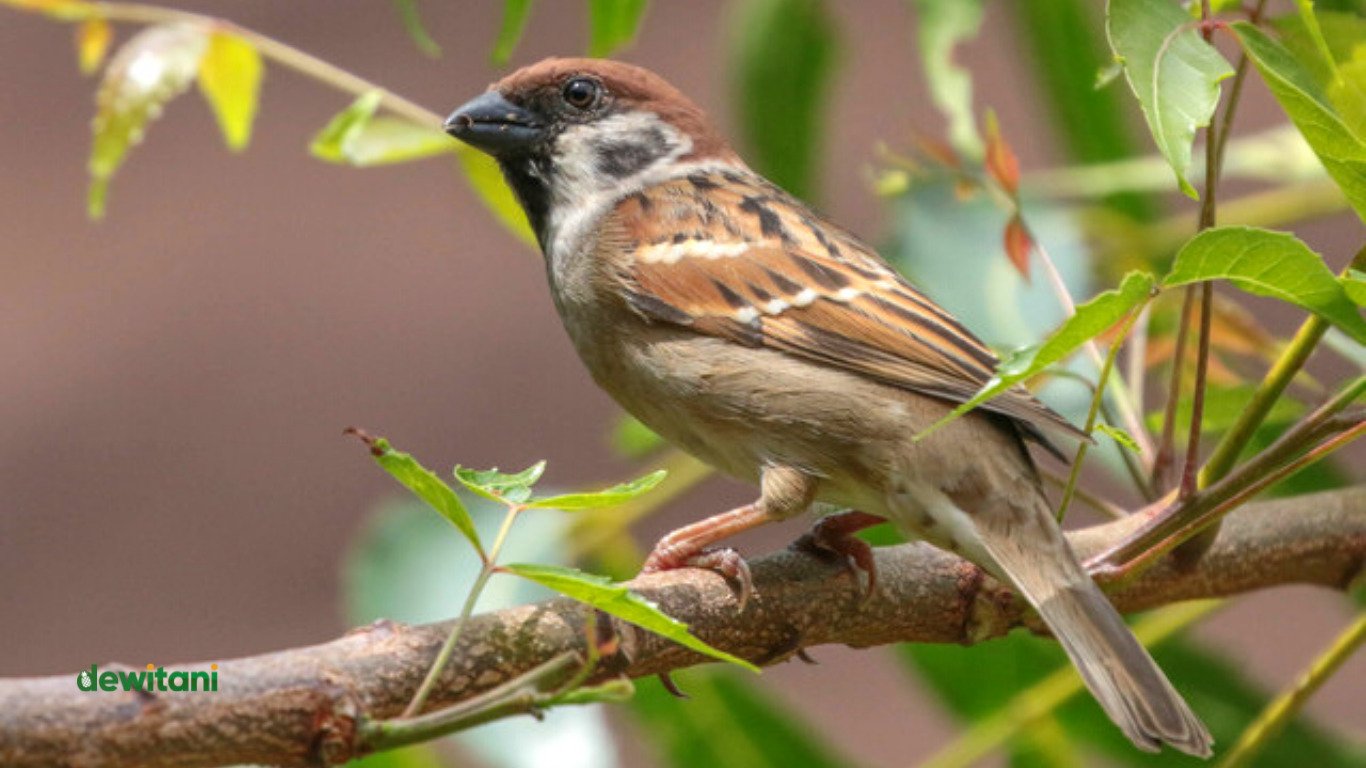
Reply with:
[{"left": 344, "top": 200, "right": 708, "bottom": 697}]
[{"left": 444, "top": 58, "right": 1212, "bottom": 757}]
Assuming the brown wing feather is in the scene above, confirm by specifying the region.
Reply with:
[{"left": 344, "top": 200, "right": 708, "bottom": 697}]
[{"left": 609, "top": 169, "right": 1087, "bottom": 446}]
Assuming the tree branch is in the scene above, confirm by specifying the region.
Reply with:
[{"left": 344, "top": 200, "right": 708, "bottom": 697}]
[{"left": 3, "top": 487, "right": 1364, "bottom": 768}]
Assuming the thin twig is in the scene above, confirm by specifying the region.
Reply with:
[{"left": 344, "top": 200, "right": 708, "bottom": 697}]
[{"left": 1215, "top": 612, "right": 1366, "bottom": 768}]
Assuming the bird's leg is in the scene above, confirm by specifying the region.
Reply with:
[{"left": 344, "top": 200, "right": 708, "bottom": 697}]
[
  {"left": 792, "top": 510, "right": 886, "bottom": 599},
  {"left": 641, "top": 466, "right": 815, "bottom": 609}
]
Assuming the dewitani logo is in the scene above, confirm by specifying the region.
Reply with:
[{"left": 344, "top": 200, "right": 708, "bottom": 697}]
[{"left": 77, "top": 663, "right": 219, "bottom": 692}]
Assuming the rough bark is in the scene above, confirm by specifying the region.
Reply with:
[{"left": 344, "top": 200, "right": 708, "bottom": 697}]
[{"left": 2, "top": 486, "right": 1363, "bottom": 768}]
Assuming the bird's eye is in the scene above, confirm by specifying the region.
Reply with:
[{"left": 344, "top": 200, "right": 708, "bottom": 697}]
[{"left": 562, "top": 78, "right": 600, "bottom": 110}]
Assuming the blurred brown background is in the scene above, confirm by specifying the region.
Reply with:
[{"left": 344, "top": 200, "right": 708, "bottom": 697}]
[{"left": 1, "top": 1, "right": 1361, "bottom": 764}]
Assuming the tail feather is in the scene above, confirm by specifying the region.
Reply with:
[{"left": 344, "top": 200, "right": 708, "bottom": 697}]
[{"left": 970, "top": 499, "right": 1213, "bottom": 757}]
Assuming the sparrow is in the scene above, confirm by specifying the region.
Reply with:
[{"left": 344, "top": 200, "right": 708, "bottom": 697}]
[{"left": 445, "top": 58, "right": 1212, "bottom": 756}]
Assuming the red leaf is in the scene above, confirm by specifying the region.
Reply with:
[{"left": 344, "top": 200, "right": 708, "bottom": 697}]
[
  {"left": 1004, "top": 214, "right": 1032, "bottom": 282},
  {"left": 984, "top": 113, "right": 1020, "bottom": 196}
]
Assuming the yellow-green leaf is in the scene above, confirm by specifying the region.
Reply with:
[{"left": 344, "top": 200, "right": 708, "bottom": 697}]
[
  {"left": 491, "top": 0, "right": 535, "bottom": 65},
  {"left": 309, "top": 91, "right": 383, "bottom": 163},
  {"left": 197, "top": 31, "right": 263, "bottom": 152},
  {"left": 1344, "top": 269, "right": 1366, "bottom": 307},
  {"left": 75, "top": 17, "right": 112, "bottom": 75},
  {"left": 89, "top": 23, "right": 208, "bottom": 219},
  {"left": 1165, "top": 226, "right": 1366, "bottom": 345},
  {"left": 918, "top": 271, "right": 1157, "bottom": 440},
  {"left": 503, "top": 563, "right": 759, "bottom": 672},
  {"left": 587, "top": 0, "right": 648, "bottom": 57},
  {"left": 1107, "top": 0, "right": 1234, "bottom": 197},
  {"left": 525, "top": 469, "right": 666, "bottom": 510},
  {"left": 455, "top": 146, "right": 537, "bottom": 247},
  {"left": 1233, "top": 22, "right": 1366, "bottom": 224},
  {"left": 1, "top": 0, "right": 97, "bottom": 21},
  {"left": 363, "top": 437, "right": 484, "bottom": 556}
]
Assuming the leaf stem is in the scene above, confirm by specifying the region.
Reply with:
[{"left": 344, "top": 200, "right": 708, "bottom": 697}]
[
  {"left": 402, "top": 502, "right": 524, "bottom": 717},
  {"left": 1057, "top": 301, "right": 1149, "bottom": 522},
  {"left": 1089, "top": 375, "right": 1366, "bottom": 577},
  {"left": 1215, "top": 612, "right": 1366, "bottom": 768},
  {"left": 88, "top": 2, "right": 442, "bottom": 125},
  {"left": 364, "top": 652, "right": 582, "bottom": 751},
  {"left": 1199, "top": 246, "right": 1366, "bottom": 487}
]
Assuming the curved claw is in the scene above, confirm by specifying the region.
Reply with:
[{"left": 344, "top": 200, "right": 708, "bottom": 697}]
[
  {"left": 793, "top": 510, "right": 884, "bottom": 603},
  {"left": 643, "top": 545, "right": 756, "bottom": 610}
]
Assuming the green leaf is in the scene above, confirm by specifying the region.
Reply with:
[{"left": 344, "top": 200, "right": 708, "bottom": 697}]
[
  {"left": 1233, "top": 21, "right": 1366, "bottom": 223},
  {"left": 0, "top": 0, "right": 98, "bottom": 21},
  {"left": 75, "top": 18, "right": 112, "bottom": 75},
  {"left": 729, "top": 0, "right": 839, "bottom": 199},
  {"left": 364, "top": 438, "right": 483, "bottom": 555},
  {"left": 455, "top": 147, "right": 538, "bottom": 247},
  {"left": 1344, "top": 269, "right": 1366, "bottom": 306},
  {"left": 526, "top": 469, "right": 666, "bottom": 510},
  {"left": 309, "top": 91, "right": 382, "bottom": 163},
  {"left": 88, "top": 23, "right": 208, "bottom": 218},
  {"left": 628, "top": 671, "right": 852, "bottom": 768},
  {"left": 1164, "top": 226, "right": 1366, "bottom": 344},
  {"left": 1106, "top": 0, "right": 1234, "bottom": 197},
  {"left": 911, "top": 0, "right": 985, "bottom": 157},
  {"left": 492, "top": 0, "right": 535, "bottom": 65},
  {"left": 454, "top": 461, "right": 546, "bottom": 505},
  {"left": 1095, "top": 423, "right": 1140, "bottom": 453},
  {"left": 587, "top": 0, "right": 648, "bottom": 57},
  {"left": 390, "top": 0, "right": 441, "bottom": 57},
  {"left": 1145, "top": 382, "right": 1305, "bottom": 437},
  {"left": 1011, "top": 0, "right": 1156, "bottom": 221},
  {"left": 196, "top": 31, "right": 262, "bottom": 152},
  {"left": 502, "top": 563, "right": 758, "bottom": 671},
  {"left": 611, "top": 414, "right": 664, "bottom": 458},
  {"left": 310, "top": 96, "right": 454, "bottom": 167},
  {"left": 919, "top": 271, "right": 1156, "bottom": 439}
]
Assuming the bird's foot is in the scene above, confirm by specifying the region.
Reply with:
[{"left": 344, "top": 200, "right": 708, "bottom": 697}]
[
  {"left": 792, "top": 510, "right": 884, "bottom": 602},
  {"left": 642, "top": 545, "right": 755, "bottom": 610}
]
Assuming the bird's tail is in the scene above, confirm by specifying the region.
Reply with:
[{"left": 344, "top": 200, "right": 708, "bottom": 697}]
[{"left": 970, "top": 496, "right": 1213, "bottom": 757}]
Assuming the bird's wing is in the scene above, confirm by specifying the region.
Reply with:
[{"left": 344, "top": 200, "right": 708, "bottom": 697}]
[{"left": 606, "top": 169, "right": 1086, "bottom": 447}]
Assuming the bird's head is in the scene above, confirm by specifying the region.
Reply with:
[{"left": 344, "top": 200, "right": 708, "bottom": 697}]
[{"left": 445, "top": 58, "right": 738, "bottom": 244}]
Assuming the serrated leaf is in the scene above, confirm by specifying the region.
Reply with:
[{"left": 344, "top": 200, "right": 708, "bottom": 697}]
[
  {"left": 911, "top": 0, "right": 985, "bottom": 157},
  {"left": 88, "top": 23, "right": 208, "bottom": 218},
  {"left": 364, "top": 438, "right": 484, "bottom": 555},
  {"left": 1107, "top": 0, "right": 1234, "bottom": 197},
  {"left": 502, "top": 563, "right": 758, "bottom": 672},
  {"left": 1, "top": 0, "right": 97, "bottom": 20},
  {"left": 391, "top": 0, "right": 441, "bottom": 57},
  {"left": 1164, "top": 226, "right": 1366, "bottom": 344},
  {"left": 197, "top": 32, "right": 262, "bottom": 152},
  {"left": 454, "top": 461, "right": 546, "bottom": 505},
  {"left": 729, "top": 0, "right": 838, "bottom": 200},
  {"left": 587, "top": 0, "right": 648, "bottom": 57},
  {"left": 919, "top": 271, "right": 1156, "bottom": 439},
  {"left": 455, "top": 146, "right": 538, "bottom": 247},
  {"left": 1096, "top": 423, "right": 1140, "bottom": 453},
  {"left": 75, "top": 18, "right": 112, "bottom": 75},
  {"left": 492, "top": 0, "right": 535, "bottom": 65},
  {"left": 309, "top": 91, "right": 382, "bottom": 163},
  {"left": 1233, "top": 22, "right": 1366, "bottom": 224},
  {"left": 526, "top": 470, "right": 666, "bottom": 510},
  {"left": 1344, "top": 269, "right": 1366, "bottom": 306}
]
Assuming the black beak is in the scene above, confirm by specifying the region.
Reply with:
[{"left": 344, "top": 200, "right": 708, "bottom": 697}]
[{"left": 444, "top": 91, "right": 545, "bottom": 155}]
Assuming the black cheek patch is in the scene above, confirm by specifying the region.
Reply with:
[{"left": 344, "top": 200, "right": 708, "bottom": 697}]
[{"left": 593, "top": 127, "right": 670, "bottom": 178}]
